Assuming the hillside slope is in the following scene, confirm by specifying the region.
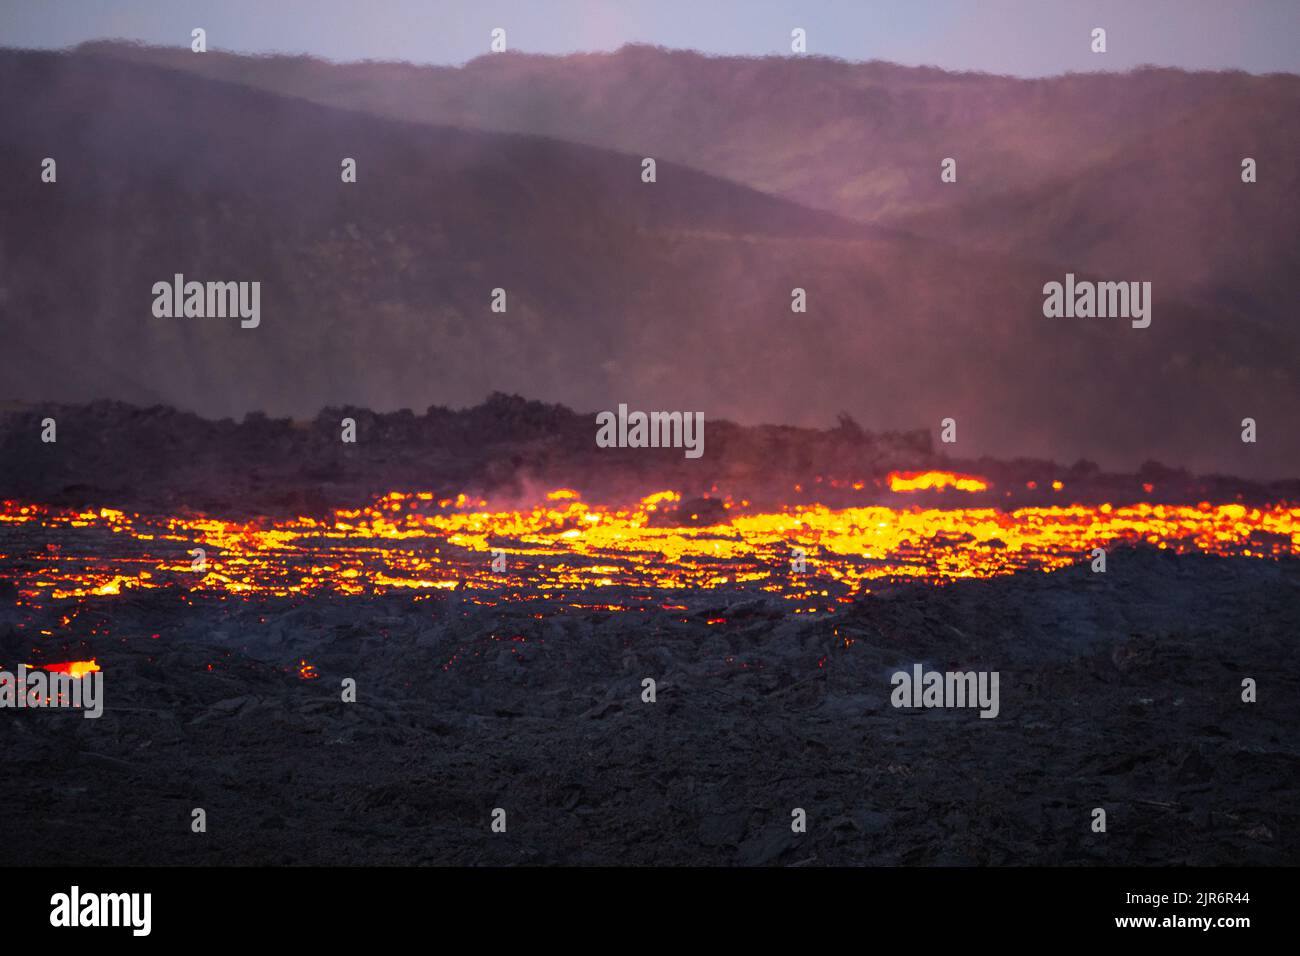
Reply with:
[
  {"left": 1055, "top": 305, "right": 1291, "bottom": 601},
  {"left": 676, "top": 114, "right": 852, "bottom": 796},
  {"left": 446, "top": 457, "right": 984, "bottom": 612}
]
[
  {"left": 0, "top": 49, "right": 1295, "bottom": 476},
  {"left": 79, "top": 42, "right": 1300, "bottom": 327}
]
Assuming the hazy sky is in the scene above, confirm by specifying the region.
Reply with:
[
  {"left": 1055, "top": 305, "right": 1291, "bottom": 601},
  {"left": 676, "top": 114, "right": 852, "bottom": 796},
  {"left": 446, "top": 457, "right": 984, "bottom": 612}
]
[{"left": 2, "top": 0, "right": 1298, "bottom": 76}]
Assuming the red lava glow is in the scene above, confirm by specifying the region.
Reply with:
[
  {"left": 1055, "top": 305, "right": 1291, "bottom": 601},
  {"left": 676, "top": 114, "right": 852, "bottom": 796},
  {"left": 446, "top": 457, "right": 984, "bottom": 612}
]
[{"left": 36, "top": 659, "right": 101, "bottom": 678}]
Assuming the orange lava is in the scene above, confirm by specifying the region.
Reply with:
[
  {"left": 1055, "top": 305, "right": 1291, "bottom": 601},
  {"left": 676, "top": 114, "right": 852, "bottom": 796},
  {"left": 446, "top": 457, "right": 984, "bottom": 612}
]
[
  {"left": 1, "top": 485, "right": 1297, "bottom": 609},
  {"left": 38, "top": 659, "right": 101, "bottom": 678},
  {"left": 889, "top": 471, "right": 989, "bottom": 493}
]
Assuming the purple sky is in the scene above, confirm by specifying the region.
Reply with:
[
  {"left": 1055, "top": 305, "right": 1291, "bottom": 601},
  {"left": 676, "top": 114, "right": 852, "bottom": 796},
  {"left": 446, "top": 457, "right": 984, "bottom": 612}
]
[{"left": 2, "top": 0, "right": 1298, "bottom": 75}]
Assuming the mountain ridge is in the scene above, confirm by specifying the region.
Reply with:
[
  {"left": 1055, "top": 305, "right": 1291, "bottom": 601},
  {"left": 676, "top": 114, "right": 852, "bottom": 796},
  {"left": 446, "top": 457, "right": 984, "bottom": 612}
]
[{"left": 1, "top": 46, "right": 1295, "bottom": 477}]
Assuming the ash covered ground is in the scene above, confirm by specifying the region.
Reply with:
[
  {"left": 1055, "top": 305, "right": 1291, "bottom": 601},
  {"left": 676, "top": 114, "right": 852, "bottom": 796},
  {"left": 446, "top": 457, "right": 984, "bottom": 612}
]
[{"left": 1, "top": 397, "right": 1298, "bottom": 866}]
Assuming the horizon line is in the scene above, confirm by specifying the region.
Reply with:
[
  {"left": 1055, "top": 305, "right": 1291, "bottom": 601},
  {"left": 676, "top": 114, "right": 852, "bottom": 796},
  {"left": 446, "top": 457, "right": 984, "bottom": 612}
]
[{"left": 6, "top": 38, "right": 1295, "bottom": 82}]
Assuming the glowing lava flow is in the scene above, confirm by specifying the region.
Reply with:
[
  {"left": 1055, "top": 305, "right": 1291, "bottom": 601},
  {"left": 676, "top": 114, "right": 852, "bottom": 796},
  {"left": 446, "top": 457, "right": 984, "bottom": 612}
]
[
  {"left": 889, "top": 471, "right": 989, "bottom": 493},
  {"left": 39, "top": 659, "right": 102, "bottom": 678},
  {"left": 1, "top": 482, "right": 1297, "bottom": 607}
]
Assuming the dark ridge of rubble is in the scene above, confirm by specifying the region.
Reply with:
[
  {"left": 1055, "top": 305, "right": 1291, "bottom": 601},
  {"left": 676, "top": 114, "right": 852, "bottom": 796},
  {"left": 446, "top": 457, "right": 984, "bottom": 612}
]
[
  {"left": 0, "top": 395, "right": 932, "bottom": 516},
  {"left": 2, "top": 396, "right": 1296, "bottom": 517}
]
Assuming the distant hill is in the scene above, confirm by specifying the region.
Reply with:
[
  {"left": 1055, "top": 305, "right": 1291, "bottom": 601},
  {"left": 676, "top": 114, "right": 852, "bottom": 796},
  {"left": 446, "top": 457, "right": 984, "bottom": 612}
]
[
  {"left": 78, "top": 42, "right": 1300, "bottom": 328},
  {"left": 0, "top": 47, "right": 1296, "bottom": 477}
]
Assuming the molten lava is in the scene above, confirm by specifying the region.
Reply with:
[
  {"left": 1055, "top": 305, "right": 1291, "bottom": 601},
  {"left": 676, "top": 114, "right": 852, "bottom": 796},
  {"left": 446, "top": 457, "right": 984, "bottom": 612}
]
[
  {"left": 1, "top": 476, "right": 1296, "bottom": 611},
  {"left": 889, "top": 471, "right": 989, "bottom": 493},
  {"left": 38, "top": 659, "right": 101, "bottom": 678}
]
